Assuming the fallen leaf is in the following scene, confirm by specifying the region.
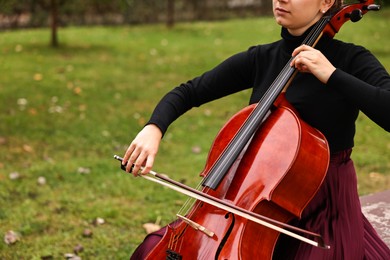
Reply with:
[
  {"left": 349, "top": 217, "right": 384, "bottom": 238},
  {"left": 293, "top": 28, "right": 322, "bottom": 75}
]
[
  {"left": 203, "top": 109, "right": 212, "bottom": 116},
  {"left": 67, "top": 82, "right": 74, "bottom": 89},
  {"left": 0, "top": 136, "right": 8, "bottom": 145},
  {"left": 17, "top": 98, "right": 28, "bottom": 106},
  {"left": 73, "top": 87, "right": 82, "bottom": 95},
  {"left": 33, "top": 73, "right": 43, "bottom": 81},
  {"left": 82, "top": 229, "right": 93, "bottom": 238},
  {"left": 28, "top": 108, "right": 38, "bottom": 115},
  {"left": 64, "top": 253, "right": 81, "bottom": 260},
  {"left": 23, "top": 144, "right": 34, "bottom": 153},
  {"left": 15, "top": 44, "right": 23, "bottom": 52},
  {"left": 369, "top": 172, "right": 385, "bottom": 182},
  {"left": 4, "top": 230, "right": 19, "bottom": 245},
  {"left": 78, "top": 104, "right": 87, "bottom": 111},
  {"left": 9, "top": 172, "right": 21, "bottom": 180},
  {"left": 73, "top": 244, "right": 84, "bottom": 254},
  {"left": 191, "top": 146, "right": 202, "bottom": 154},
  {"left": 77, "top": 167, "right": 91, "bottom": 174},
  {"left": 138, "top": 117, "right": 146, "bottom": 126},
  {"left": 142, "top": 223, "right": 161, "bottom": 234},
  {"left": 93, "top": 217, "right": 105, "bottom": 226},
  {"left": 37, "top": 176, "right": 46, "bottom": 185}
]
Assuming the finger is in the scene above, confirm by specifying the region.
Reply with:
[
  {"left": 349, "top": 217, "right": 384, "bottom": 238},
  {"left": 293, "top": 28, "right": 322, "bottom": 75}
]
[
  {"left": 126, "top": 151, "right": 139, "bottom": 173},
  {"left": 132, "top": 152, "right": 148, "bottom": 176},
  {"left": 292, "top": 44, "right": 307, "bottom": 56},
  {"left": 292, "top": 48, "right": 301, "bottom": 57},
  {"left": 292, "top": 44, "right": 316, "bottom": 58},
  {"left": 141, "top": 155, "right": 155, "bottom": 174},
  {"left": 290, "top": 57, "right": 298, "bottom": 68},
  {"left": 290, "top": 52, "right": 306, "bottom": 67},
  {"left": 293, "top": 57, "right": 310, "bottom": 73},
  {"left": 123, "top": 144, "right": 136, "bottom": 165},
  {"left": 125, "top": 146, "right": 142, "bottom": 173},
  {"left": 292, "top": 56, "right": 304, "bottom": 69},
  {"left": 300, "top": 65, "right": 309, "bottom": 73}
]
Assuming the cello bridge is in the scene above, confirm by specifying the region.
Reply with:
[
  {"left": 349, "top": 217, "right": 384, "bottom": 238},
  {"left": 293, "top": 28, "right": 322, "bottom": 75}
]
[{"left": 176, "top": 214, "right": 215, "bottom": 238}]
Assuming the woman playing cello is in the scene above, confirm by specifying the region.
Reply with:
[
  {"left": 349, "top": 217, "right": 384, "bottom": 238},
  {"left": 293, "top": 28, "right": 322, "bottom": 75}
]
[{"left": 122, "top": 0, "right": 390, "bottom": 258}]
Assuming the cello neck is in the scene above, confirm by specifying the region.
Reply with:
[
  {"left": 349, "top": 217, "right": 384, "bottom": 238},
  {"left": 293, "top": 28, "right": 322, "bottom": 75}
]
[
  {"left": 202, "top": 17, "right": 330, "bottom": 189},
  {"left": 203, "top": 0, "right": 379, "bottom": 189}
]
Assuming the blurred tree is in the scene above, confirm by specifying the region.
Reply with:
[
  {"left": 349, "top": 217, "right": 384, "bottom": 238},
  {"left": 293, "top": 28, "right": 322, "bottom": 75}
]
[
  {"left": 190, "top": 0, "right": 208, "bottom": 20},
  {"left": 50, "top": 0, "right": 59, "bottom": 47},
  {"left": 0, "top": 0, "right": 387, "bottom": 30},
  {"left": 261, "top": 0, "right": 272, "bottom": 13},
  {"left": 167, "top": 0, "right": 175, "bottom": 28},
  {"left": 34, "top": 0, "right": 64, "bottom": 47}
]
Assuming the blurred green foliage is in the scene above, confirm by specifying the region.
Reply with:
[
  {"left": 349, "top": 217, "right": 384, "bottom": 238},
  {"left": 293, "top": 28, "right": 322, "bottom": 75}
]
[{"left": 0, "top": 7, "right": 388, "bottom": 259}]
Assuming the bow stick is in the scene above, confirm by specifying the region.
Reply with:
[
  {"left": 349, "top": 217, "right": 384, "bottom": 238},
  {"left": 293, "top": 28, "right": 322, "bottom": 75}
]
[{"left": 114, "top": 155, "right": 330, "bottom": 249}]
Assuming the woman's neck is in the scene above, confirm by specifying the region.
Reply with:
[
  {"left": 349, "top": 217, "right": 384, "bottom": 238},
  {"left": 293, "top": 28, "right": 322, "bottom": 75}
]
[{"left": 287, "top": 15, "right": 323, "bottom": 36}]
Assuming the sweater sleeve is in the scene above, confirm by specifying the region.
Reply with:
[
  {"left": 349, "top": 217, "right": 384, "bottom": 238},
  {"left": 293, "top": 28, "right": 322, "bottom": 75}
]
[
  {"left": 147, "top": 48, "right": 257, "bottom": 135},
  {"left": 327, "top": 46, "right": 390, "bottom": 132}
]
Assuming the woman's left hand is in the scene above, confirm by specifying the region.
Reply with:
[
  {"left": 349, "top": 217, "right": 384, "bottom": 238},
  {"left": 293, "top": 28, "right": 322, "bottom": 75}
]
[{"left": 290, "top": 45, "right": 336, "bottom": 84}]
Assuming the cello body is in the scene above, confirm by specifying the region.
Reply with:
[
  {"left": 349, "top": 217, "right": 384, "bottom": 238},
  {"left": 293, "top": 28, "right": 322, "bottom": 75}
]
[
  {"left": 146, "top": 96, "right": 329, "bottom": 259},
  {"left": 138, "top": 2, "right": 380, "bottom": 258}
]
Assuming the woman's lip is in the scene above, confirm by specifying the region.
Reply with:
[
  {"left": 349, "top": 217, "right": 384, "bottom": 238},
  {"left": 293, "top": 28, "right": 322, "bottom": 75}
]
[{"left": 275, "top": 7, "right": 289, "bottom": 13}]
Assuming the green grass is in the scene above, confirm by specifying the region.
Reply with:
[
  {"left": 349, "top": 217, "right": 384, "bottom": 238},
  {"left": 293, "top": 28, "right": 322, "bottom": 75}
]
[{"left": 0, "top": 10, "right": 389, "bottom": 258}]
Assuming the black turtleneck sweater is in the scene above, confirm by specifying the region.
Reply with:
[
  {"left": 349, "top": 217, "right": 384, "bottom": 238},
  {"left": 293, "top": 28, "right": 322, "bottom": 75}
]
[{"left": 147, "top": 27, "right": 390, "bottom": 153}]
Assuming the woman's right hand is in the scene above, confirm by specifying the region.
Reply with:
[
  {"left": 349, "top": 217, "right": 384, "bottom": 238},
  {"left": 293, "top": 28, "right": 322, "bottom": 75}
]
[{"left": 122, "top": 124, "right": 163, "bottom": 176}]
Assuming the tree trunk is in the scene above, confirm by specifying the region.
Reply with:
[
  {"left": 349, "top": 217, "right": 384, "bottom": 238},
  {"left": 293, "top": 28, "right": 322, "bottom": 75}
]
[
  {"left": 166, "top": 0, "right": 175, "bottom": 28},
  {"left": 190, "top": 0, "right": 206, "bottom": 20},
  {"left": 50, "top": 0, "right": 59, "bottom": 47}
]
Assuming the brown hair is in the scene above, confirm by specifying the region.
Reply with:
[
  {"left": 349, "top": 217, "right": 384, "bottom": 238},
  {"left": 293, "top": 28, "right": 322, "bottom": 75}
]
[{"left": 328, "top": 0, "right": 344, "bottom": 14}]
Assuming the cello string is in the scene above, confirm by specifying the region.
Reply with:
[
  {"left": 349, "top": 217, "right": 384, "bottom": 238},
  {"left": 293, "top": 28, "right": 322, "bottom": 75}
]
[
  {"left": 178, "top": 178, "right": 212, "bottom": 217},
  {"left": 152, "top": 16, "right": 332, "bottom": 253},
  {"left": 173, "top": 178, "right": 213, "bottom": 249},
  {"left": 200, "top": 17, "right": 328, "bottom": 188},
  {"left": 142, "top": 172, "right": 328, "bottom": 248},
  {"left": 264, "top": 17, "right": 328, "bottom": 97}
]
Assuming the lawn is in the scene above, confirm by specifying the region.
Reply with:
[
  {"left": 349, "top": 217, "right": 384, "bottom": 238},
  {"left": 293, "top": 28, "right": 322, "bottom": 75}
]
[{"left": 0, "top": 9, "right": 389, "bottom": 259}]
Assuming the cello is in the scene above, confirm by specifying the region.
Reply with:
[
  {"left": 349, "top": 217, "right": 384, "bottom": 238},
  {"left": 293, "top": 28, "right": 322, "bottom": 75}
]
[{"left": 115, "top": 1, "right": 380, "bottom": 259}]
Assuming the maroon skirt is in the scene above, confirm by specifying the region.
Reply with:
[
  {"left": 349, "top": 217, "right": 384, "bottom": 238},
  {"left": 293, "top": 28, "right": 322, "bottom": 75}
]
[{"left": 130, "top": 149, "right": 390, "bottom": 259}]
